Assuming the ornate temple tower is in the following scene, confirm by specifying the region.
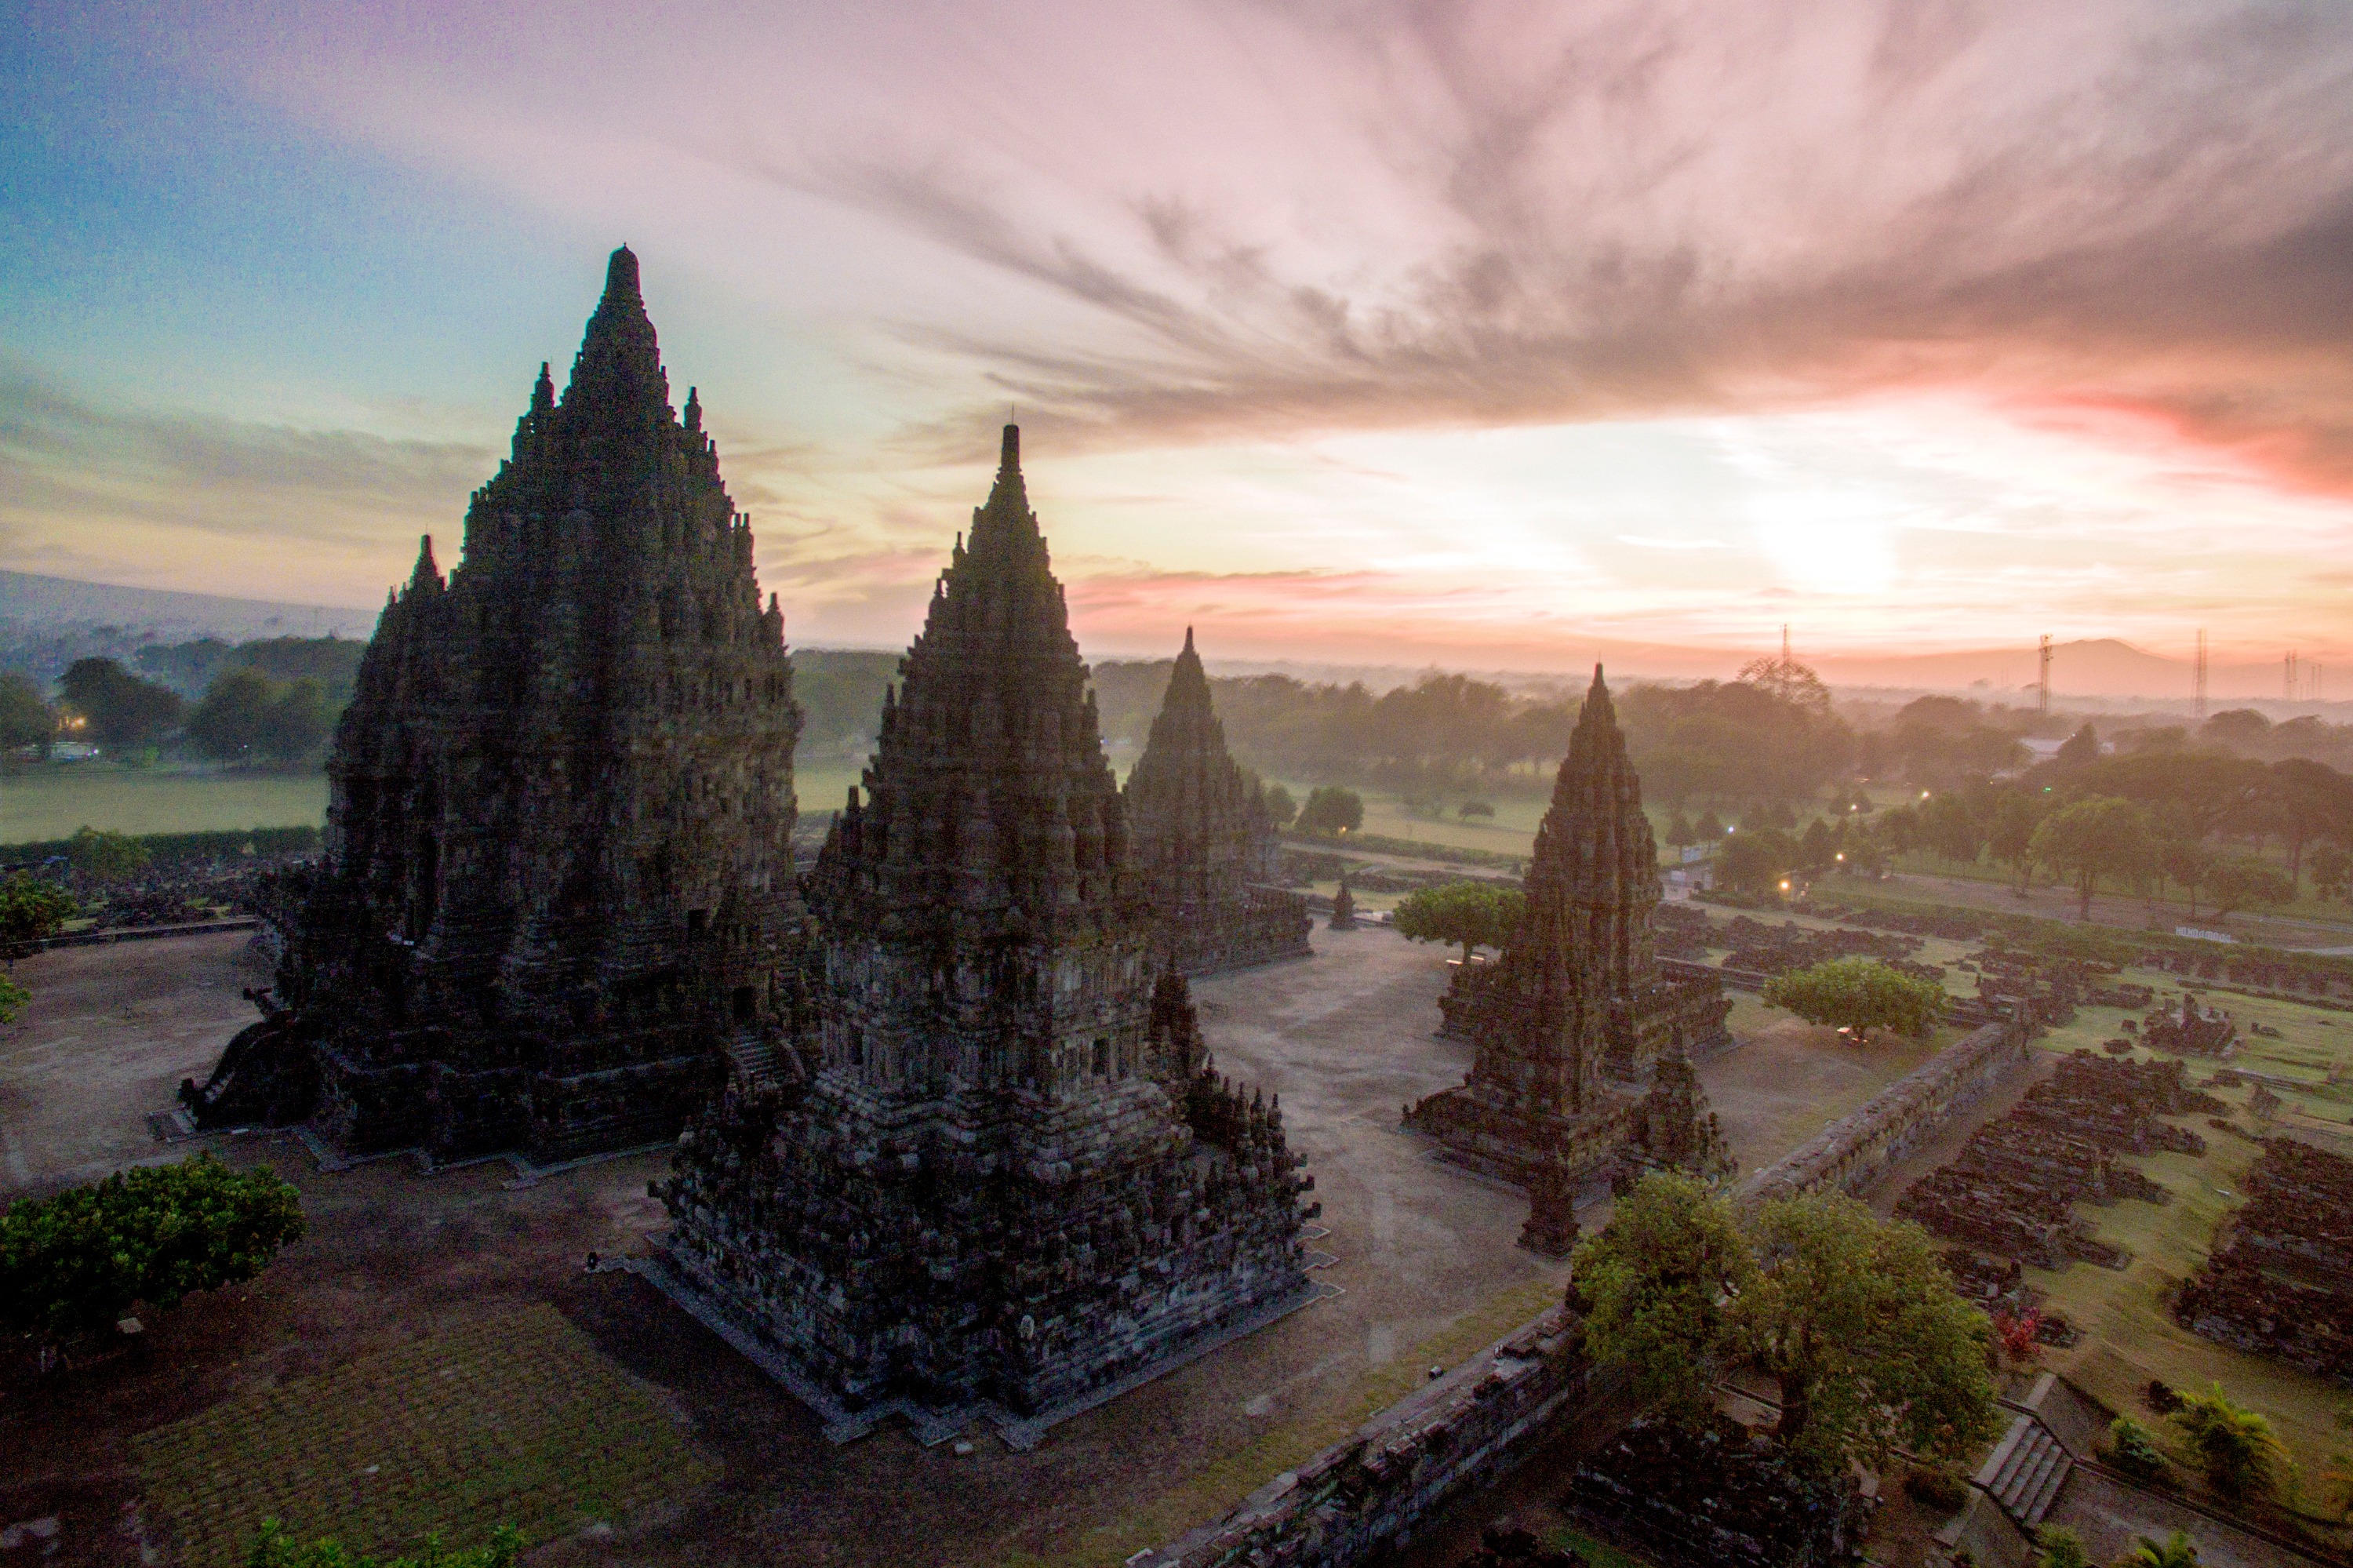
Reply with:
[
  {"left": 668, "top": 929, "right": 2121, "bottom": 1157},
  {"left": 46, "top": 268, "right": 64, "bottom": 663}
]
[
  {"left": 660, "top": 428, "right": 1315, "bottom": 1426},
  {"left": 184, "top": 248, "right": 803, "bottom": 1162},
  {"left": 1406, "top": 668, "right": 1727, "bottom": 1183},
  {"left": 1122, "top": 629, "right": 1311, "bottom": 974}
]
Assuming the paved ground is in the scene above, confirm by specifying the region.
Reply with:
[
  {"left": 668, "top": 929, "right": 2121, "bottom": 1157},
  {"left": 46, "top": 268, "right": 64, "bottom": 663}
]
[
  {"left": 0, "top": 931, "right": 263, "bottom": 1192},
  {"left": 0, "top": 926, "right": 1949, "bottom": 1568}
]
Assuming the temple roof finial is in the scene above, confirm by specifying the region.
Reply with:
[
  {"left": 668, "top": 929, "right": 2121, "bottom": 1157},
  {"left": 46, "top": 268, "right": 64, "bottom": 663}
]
[{"left": 1001, "top": 423, "right": 1020, "bottom": 474}]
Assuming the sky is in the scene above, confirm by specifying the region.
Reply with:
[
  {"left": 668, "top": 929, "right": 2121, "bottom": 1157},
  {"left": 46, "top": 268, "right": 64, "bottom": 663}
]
[{"left": 4, "top": 0, "right": 2351, "bottom": 692}]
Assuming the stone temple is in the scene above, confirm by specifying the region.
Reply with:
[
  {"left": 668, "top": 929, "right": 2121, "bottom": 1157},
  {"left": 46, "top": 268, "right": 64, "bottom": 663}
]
[
  {"left": 656, "top": 427, "right": 1316, "bottom": 1431},
  {"left": 183, "top": 247, "right": 805, "bottom": 1163},
  {"left": 1406, "top": 668, "right": 1729, "bottom": 1184},
  {"left": 1122, "top": 630, "right": 1311, "bottom": 976}
]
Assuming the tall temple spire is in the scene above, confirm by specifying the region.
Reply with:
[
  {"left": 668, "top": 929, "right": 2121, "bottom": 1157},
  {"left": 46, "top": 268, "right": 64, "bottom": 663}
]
[
  {"left": 407, "top": 533, "right": 442, "bottom": 596},
  {"left": 563, "top": 244, "right": 667, "bottom": 420},
  {"left": 970, "top": 423, "right": 1038, "bottom": 555}
]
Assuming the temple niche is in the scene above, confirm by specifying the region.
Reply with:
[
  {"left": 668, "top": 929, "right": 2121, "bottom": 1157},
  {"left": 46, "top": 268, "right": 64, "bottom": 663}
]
[
  {"left": 182, "top": 248, "right": 805, "bottom": 1164},
  {"left": 1406, "top": 669, "right": 1730, "bottom": 1187},
  {"left": 1122, "top": 630, "right": 1312, "bottom": 975},
  {"left": 658, "top": 427, "right": 1317, "bottom": 1431}
]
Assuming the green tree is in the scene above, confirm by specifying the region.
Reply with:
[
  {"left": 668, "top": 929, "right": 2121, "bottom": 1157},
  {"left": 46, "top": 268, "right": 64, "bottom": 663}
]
[
  {"left": 1665, "top": 810, "right": 1694, "bottom": 848},
  {"left": 1570, "top": 1171, "right": 1754, "bottom": 1422},
  {"left": 245, "top": 1519, "right": 522, "bottom": 1568},
  {"left": 188, "top": 668, "right": 278, "bottom": 762},
  {"left": 2163, "top": 839, "right": 2216, "bottom": 918},
  {"left": 261, "top": 677, "right": 331, "bottom": 763},
  {"left": 1989, "top": 791, "right": 2046, "bottom": 893},
  {"left": 2171, "top": 1383, "right": 2292, "bottom": 1502},
  {"left": 1393, "top": 881, "right": 1523, "bottom": 964},
  {"left": 0, "top": 873, "right": 75, "bottom": 956},
  {"left": 66, "top": 826, "right": 151, "bottom": 883},
  {"left": 2312, "top": 843, "right": 2352, "bottom": 907},
  {"left": 1716, "top": 828, "right": 1796, "bottom": 896},
  {"left": 1297, "top": 786, "right": 1364, "bottom": 837},
  {"left": 1798, "top": 818, "right": 1835, "bottom": 870},
  {"left": 1737, "top": 1190, "right": 2001, "bottom": 1472},
  {"left": 2030, "top": 795, "right": 2153, "bottom": 919},
  {"left": 0, "top": 974, "right": 26, "bottom": 1026},
  {"left": 1693, "top": 808, "right": 1725, "bottom": 842},
  {"left": 2056, "top": 722, "right": 2101, "bottom": 767},
  {"left": 1574, "top": 1176, "right": 1998, "bottom": 1475},
  {"left": 2118, "top": 1530, "right": 2202, "bottom": 1568},
  {"left": 1763, "top": 956, "right": 1945, "bottom": 1045},
  {"left": 0, "top": 671, "right": 56, "bottom": 759},
  {"left": 1919, "top": 792, "right": 1985, "bottom": 864},
  {"left": 1260, "top": 783, "right": 1297, "bottom": 831},
  {"left": 0, "top": 1153, "right": 305, "bottom": 1340},
  {"left": 57, "top": 657, "right": 184, "bottom": 750},
  {"left": 1457, "top": 799, "right": 1494, "bottom": 820},
  {"left": 2206, "top": 856, "right": 2295, "bottom": 922}
]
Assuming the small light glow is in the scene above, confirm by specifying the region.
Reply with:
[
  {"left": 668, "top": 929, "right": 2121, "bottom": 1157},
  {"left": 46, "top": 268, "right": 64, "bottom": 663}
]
[
  {"left": 1778, "top": 879, "right": 1791, "bottom": 891},
  {"left": 1835, "top": 852, "right": 1845, "bottom": 861}
]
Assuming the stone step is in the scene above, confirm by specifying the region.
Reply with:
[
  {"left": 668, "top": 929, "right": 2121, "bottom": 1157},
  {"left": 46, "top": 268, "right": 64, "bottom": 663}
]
[
  {"left": 726, "top": 1031, "right": 784, "bottom": 1087},
  {"left": 1974, "top": 1413, "right": 2073, "bottom": 1526}
]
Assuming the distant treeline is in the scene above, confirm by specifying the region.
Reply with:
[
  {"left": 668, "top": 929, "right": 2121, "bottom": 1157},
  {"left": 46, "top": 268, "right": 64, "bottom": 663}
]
[{"left": 2, "top": 825, "right": 322, "bottom": 869}]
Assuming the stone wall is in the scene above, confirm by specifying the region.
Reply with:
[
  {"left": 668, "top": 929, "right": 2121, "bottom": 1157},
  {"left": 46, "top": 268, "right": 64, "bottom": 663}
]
[
  {"left": 1143, "top": 1308, "right": 1596, "bottom": 1568},
  {"left": 1738, "top": 1019, "right": 2035, "bottom": 1208}
]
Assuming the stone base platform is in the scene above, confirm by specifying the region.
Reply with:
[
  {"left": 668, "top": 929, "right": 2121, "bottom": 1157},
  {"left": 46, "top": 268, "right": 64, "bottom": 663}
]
[
  {"left": 1402, "top": 1085, "right": 1636, "bottom": 1189},
  {"left": 626, "top": 1240, "right": 1337, "bottom": 1450}
]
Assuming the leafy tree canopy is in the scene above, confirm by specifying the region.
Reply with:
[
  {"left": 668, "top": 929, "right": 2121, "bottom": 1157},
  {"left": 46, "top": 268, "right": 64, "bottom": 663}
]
[
  {"left": 2171, "top": 1382, "right": 2291, "bottom": 1502},
  {"left": 1297, "top": 785, "right": 1364, "bottom": 836},
  {"left": 0, "top": 671, "right": 56, "bottom": 755},
  {"left": 1762, "top": 956, "right": 1944, "bottom": 1044},
  {"left": 1393, "top": 880, "right": 1523, "bottom": 963},
  {"left": 1260, "top": 783, "right": 1297, "bottom": 831},
  {"left": 1573, "top": 1176, "right": 1998, "bottom": 1475},
  {"left": 0, "top": 872, "right": 75, "bottom": 955},
  {"left": 0, "top": 1152, "right": 305, "bottom": 1339},
  {"left": 57, "top": 657, "right": 184, "bottom": 749},
  {"left": 0, "top": 974, "right": 25, "bottom": 1026},
  {"left": 2029, "top": 795, "right": 2154, "bottom": 919}
]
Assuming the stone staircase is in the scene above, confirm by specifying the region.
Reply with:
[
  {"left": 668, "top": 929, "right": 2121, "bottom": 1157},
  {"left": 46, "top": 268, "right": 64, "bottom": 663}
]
[
  {"left": 1973, "top": 1411, "right": 2074, "bottom": 1526},
  {"left": 724, "top": 1028, "right": 786, "bottom": 1088}
]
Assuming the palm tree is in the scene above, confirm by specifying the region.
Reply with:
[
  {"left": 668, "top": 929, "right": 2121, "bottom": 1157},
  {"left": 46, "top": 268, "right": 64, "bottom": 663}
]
[
  {"left": 2172, "top": 1382, "right": 2292, "bottom": 1502},
  {"left": 2119, "top": 1530, "right": 2200, "bottom": 1567}
]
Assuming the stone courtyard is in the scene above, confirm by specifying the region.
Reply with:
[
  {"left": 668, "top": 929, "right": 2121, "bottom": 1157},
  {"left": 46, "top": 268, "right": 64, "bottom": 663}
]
[{"left": 0, "top": 913, "right": 1968, "bottom": 1568}]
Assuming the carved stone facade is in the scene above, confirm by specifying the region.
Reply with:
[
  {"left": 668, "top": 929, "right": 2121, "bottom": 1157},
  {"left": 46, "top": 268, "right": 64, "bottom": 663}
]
[
  {"left": 182, "top": 248, "right": 802, "bottom": 1163},
  {"left": 1613, "top": 1043, "right": 1737, "bottom": 1193},
  {"left": 657, "top": 429, "right": 1315, "bottom": 1422},
  {"left": 1406, "top": 670, "right": 1726, "bottom": 1185},
  {"left": 1123, "top": 631, "right": 1311, "bottom": 975}
]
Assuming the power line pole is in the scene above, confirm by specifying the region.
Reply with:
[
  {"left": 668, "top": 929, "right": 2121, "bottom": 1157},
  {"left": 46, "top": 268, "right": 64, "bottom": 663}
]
[
  {"left": 2194, "top": 630, "right": 2208, "bottom": 721},
  {"left": 2038, "top": 634, "right": 2052, "bottom": 715}
]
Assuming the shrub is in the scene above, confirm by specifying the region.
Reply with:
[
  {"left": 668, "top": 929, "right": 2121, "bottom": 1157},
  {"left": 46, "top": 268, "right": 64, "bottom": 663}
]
[
  {"left": 0, "top": 873, "right": 76, "bottom": 955},
  {"left": 2107, "top": 1416, "right": 2168, "bottom": 1483},
  {"left": 0, "top": 1153, "right": 304, "bottom": 1339},
  {"left": 66, "top": 826, "right": 151, "bottom": 883},
  {"left": 1904, "top": 1463, "right": 1968, "bottom": 1511},
  {"left": 2032, "top": 1524, "right": 2089, "bottom": 1568},
  {"left": 2171, "top": 1383, "right": 2291, "bottom": 1502},
  {"left": 1297, "top": 786, "right": 1364, "bottom": 837},
  {"left": 245, "top": 1519, "right": 522, "bottom": 1568}
]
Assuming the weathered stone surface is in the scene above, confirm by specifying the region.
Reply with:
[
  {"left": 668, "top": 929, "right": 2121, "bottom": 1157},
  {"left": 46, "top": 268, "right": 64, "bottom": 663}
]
[
  {"left": 2178, "top": 1137, "right": 2353, "bottom": 1381},
  {"left": 658, "top": 428, "right": 1314, "bottom": 1420},
  {"left": 1406, "top": 669, "right": 1726, "bottom": 1184},
  {"left": 1122, "top": 629, "right": 1311, "bottom": 976},
  {"left": 183, "top": 248, "right": 803, "bottom": 1163},
  {"left": 1612, "top": 1042, "right": 1736, "bottom": 1195}
]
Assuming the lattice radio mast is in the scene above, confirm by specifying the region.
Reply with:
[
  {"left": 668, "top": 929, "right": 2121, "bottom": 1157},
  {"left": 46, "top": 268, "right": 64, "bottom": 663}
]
[
  {"left": 2194, "top": 630, "right": 2208, "bottom": 721},
  {"left": 2037, "top": 634, "right": 2052, "bottom": 715}
]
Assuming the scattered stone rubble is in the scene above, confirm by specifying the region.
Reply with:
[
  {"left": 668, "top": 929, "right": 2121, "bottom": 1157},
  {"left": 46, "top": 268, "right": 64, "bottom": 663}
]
[
  {"left": 2177, "top": 1137, "right": 2353, "bottom": 1383},
  {"left": 2140, "top": 992, "right": 2239, "bottom": 1056},
  {"left": 1562, "top": 1417, "right": 1871, "bottom": 1568},
  {"left": 1897, "top": 1053, "right": 2217, "bottom": 1271}
]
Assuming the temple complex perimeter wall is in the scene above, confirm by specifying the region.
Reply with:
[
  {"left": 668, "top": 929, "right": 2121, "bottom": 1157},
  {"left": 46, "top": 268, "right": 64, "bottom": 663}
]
[
  {"left": 1737, "top": 1019, "right": 2035, "bottom": 1208},
  {"left": 1140, "top": 1017, "right": 2038, "bottom": 1568}
]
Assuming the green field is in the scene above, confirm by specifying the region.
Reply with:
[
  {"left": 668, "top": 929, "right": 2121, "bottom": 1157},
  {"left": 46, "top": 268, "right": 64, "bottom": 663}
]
[
  {"left": 133, "top": 1303, "right": 715, "bottom": 1567},
  {"left": 0, "top": 764, "right": 329, "bottom": 843}
]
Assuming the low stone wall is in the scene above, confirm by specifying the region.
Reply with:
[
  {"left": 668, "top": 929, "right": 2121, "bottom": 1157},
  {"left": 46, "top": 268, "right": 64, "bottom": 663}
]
[
  {"left": 1142, "top": 1309, "right": 1595, "bottom": 1568},
  {"left": 1737, "top": 1020, "right": 2035, "bottom": 1208}
]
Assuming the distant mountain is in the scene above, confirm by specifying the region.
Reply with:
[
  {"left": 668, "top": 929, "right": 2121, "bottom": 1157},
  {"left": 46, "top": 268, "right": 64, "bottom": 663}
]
[{"left": 0, "top": 570, "right": 379, "bottom": 642}]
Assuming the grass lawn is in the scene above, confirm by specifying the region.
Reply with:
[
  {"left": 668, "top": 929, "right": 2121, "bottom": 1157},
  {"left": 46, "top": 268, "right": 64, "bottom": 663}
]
[
  {"left": 1549, "top": 1525, "right": 1654, "bottom": 1568},
  {"left": 0, "top": 764, "right": 328, "bottom": 842},
  {"left": 132, "top": 1303, "right": 714, "bottom": 1568}
]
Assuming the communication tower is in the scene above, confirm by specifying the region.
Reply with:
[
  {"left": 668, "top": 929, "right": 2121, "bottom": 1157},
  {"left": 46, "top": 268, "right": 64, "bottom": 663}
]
[
  {"left": 2037, "top": 635, "right": 2052, "bottom": 715},
  {"left": 2194, "top": 630, "right": 2208, "bottom": 721}
]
